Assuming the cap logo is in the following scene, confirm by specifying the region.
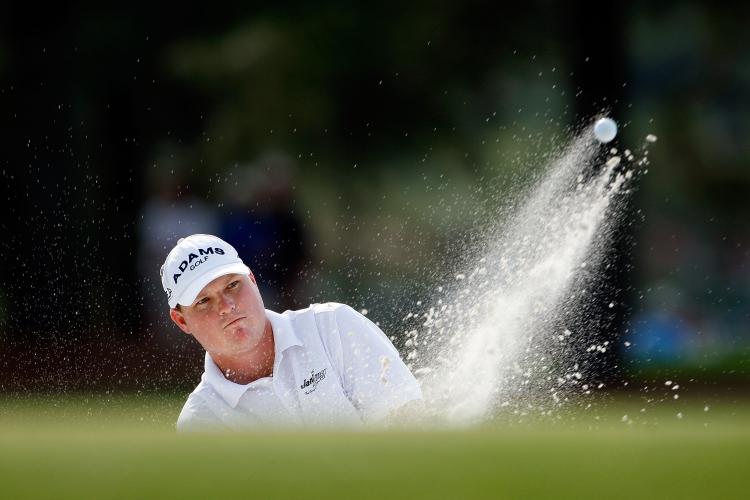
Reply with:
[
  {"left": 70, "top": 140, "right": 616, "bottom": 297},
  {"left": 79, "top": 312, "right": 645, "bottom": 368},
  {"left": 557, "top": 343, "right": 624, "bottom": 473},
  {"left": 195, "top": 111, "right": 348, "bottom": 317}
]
[{"left": 172, "top": 246, "right": 226, "bottom": 284}]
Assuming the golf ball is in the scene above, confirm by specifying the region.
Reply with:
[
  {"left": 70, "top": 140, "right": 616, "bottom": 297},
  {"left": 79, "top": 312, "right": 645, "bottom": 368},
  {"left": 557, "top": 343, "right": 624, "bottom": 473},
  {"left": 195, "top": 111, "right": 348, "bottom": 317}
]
[{"left": 593, "top": 118, "right": 617, "bottom": 143}]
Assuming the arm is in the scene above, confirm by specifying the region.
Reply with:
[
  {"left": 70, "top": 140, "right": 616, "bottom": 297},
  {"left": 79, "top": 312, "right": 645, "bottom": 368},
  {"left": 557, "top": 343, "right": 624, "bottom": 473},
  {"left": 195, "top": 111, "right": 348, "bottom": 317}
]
[
  {"left": 176, "top": 395, "right": 229, "bottom": 432},
  {"left": 333, "top": 305, "right": 423, "bottom": 424}
]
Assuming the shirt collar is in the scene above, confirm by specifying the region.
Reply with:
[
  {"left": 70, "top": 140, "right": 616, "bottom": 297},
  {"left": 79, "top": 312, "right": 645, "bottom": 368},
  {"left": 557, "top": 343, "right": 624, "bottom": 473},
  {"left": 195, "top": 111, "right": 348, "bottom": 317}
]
[{"left": 203, "top": 309, "right": 304, "bottom": 408}]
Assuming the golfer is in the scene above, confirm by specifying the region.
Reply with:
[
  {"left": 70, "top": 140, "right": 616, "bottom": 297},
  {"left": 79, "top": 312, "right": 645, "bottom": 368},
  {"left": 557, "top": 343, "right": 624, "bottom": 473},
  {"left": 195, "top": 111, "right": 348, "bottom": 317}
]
[{"left": 161, "top": 234, "right": 422, "bottom": 431}]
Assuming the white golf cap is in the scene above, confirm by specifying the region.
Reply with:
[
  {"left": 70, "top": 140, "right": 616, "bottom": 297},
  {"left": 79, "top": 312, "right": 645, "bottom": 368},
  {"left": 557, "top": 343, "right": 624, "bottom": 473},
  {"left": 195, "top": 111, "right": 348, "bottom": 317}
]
[{"left": 160, "top": 234, "right": 250, "bottom": 308}]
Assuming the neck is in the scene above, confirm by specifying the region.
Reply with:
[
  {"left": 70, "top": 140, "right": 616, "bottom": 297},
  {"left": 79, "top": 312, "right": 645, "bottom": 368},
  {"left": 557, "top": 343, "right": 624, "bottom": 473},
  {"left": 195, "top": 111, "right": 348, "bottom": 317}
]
[{"left": 210, "top": 319, "right": 275, "bottom": 385}]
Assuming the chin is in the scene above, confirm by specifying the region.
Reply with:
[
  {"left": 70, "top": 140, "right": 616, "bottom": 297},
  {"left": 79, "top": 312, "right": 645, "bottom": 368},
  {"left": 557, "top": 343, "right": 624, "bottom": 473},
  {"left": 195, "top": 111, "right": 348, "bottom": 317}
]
[
  {"left": 227, "top": 322, "right": 250, "bottom": 338},
  {"left": 228, "top": 323, "right": 263, "bottom": 346}
]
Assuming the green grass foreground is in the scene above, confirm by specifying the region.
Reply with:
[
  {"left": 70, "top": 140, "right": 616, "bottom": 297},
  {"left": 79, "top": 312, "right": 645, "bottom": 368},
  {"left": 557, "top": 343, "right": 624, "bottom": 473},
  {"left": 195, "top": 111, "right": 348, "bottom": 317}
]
[{"left": 0, "top": 394, "right": 748, "bottom": 499}]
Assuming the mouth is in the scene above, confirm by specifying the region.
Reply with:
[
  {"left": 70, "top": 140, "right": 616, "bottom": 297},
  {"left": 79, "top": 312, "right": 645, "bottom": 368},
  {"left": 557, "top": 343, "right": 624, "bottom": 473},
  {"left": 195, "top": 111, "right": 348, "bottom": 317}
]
[{"left": 223, "top": 317, "right": 246, "bottom": 329}]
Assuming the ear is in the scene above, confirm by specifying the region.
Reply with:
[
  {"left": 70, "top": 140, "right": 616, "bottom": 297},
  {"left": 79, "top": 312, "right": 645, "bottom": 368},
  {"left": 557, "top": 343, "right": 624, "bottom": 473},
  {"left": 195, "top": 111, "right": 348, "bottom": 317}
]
[
  {"left": 170, "top": 308, "right": 191, "bottom": 335},
  {"left": 248, "top": 271, "right": 257, "bottom": 285}
]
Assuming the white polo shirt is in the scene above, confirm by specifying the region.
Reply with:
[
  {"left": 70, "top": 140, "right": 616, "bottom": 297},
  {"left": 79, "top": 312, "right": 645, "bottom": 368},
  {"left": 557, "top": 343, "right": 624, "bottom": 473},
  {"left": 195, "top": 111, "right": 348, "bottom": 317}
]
[{"left": 176, "top": 303, "right": 422, "bottom": 431}]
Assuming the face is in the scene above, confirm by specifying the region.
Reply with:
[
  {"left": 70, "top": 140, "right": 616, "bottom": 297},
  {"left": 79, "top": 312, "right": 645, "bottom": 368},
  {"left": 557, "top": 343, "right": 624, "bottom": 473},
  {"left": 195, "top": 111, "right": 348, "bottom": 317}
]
[{"left": 170, "top": 273, "right": 267, "bottom": 357}]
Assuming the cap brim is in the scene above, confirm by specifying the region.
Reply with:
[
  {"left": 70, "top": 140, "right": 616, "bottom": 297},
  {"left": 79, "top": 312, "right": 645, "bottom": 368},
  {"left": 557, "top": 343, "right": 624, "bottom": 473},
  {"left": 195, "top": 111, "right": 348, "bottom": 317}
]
[{"left": 173, "top": 262, "right": 251, "bottom": 308}]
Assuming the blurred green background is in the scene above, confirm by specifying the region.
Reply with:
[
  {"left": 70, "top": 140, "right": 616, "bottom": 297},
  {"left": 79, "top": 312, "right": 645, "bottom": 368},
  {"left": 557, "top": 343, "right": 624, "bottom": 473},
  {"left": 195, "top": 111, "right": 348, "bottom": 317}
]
[
  {"left": 0, "top": 392, "right": 748, "bottom": 499},
  {"left": 0, "top": 1, "right": 748, "bottom": 412}
]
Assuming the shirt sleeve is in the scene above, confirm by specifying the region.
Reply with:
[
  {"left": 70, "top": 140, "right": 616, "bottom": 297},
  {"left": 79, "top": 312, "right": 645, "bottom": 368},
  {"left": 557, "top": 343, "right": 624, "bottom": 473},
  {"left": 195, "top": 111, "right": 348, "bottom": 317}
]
[
  {"left": 176, "top": 394, "right": 229, "bottom": 432},
  {"left": 333, "top": 304, "right": 423, "bottom": 423}
]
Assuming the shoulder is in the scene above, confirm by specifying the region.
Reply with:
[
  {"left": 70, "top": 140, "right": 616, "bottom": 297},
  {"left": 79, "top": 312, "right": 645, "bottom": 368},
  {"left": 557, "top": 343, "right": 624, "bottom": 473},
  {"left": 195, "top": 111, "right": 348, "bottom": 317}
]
[
  {"left": 314, "top": 303, "right": 382, "bottom": 340},
  {"left": 279, "top": 303, "right": 390, "bottom": 355},
  {"left": 287, "top": 302, "right": 353, "bottom": 317},
  {"left": 282, "top": 302, "right": 362, "bottom": 334},
  {"left": 308, "top": 302, "right": 365, "bottom": 324},
  {"left": 308, "top": 303, "right": 395, "bottom": 351},
  {"left": 282, "top": 302, "right": 381, "bottom": 351},
  {"left": 176, "top": 384, "right": 223, "bottom": 432}
]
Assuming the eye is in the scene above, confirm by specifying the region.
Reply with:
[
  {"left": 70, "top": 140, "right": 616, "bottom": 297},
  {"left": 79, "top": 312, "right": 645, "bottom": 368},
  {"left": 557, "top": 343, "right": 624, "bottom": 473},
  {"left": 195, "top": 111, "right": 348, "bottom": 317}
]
[
  {"left": 196, "top": 297, "right": 210, "bottom": 306},
  {"left": 227, "top": 280, "right": 240, "bottom": 290}
]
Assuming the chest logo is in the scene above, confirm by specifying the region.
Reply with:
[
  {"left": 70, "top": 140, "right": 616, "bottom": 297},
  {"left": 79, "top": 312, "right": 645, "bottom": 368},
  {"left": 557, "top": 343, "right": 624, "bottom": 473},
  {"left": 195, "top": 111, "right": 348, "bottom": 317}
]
[{"left": 300, "top": 368, "right": 327, "bottom": 395}]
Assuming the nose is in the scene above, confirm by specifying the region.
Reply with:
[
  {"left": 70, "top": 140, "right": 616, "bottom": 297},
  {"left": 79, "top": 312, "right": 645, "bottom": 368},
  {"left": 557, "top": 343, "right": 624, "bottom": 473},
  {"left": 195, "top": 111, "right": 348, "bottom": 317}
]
[{"left": 218, "top": 293, "right": 236, "bottom": 316}]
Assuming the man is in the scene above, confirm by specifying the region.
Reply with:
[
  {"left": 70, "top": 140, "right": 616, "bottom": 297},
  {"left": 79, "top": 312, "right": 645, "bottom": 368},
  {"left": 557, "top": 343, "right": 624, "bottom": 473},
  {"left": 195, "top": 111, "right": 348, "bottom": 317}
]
[{"left": 161, "top": 234, "right": 422, "bottom": 431}]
